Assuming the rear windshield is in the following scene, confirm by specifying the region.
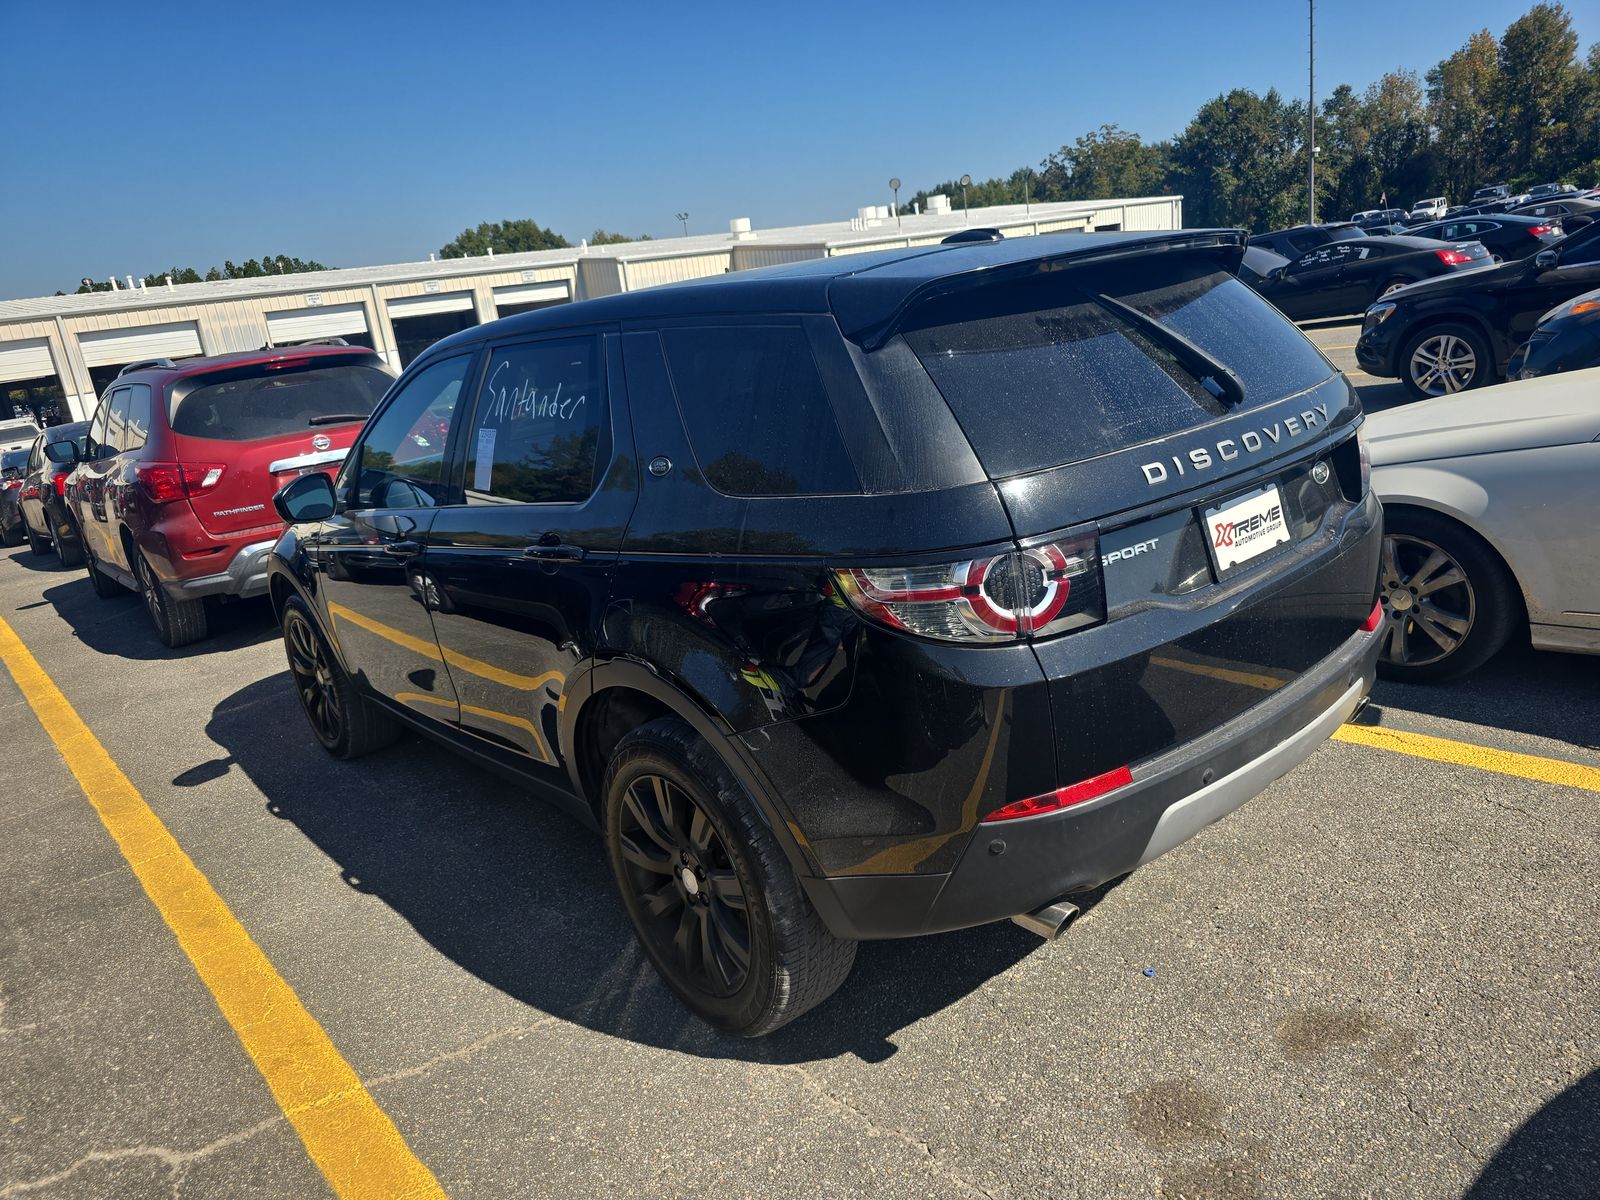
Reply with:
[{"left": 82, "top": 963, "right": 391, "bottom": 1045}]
[
  {"left": 172, "top": 361, "right": 391, "bottom": 442},
  {"left": 1326, "top": 226, "right": 1366, "bottom": 242},
  {"left": 0, "top": 420, "right": 38, "bottom": 441},
  {"left": 898, "top": 255, "right": 1334, "bottom": 478}
]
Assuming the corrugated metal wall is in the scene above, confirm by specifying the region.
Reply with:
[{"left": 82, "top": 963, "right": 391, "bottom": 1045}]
[
  {"left": 622, "top": 252, "right": 732, "bottom": 290},
  {"left": 729, "top": 245, "right": 825, "bottom": 270}
]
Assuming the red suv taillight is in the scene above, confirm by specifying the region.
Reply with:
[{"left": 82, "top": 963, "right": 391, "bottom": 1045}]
[
  {"left": 834, "top": 530, "right": 1105, "bottom": 643},
  {"left": 1434, "top": 248, "right": 1477, "bottom": 265},
  {"left": 133, "top": 462, "right": 225, "bottom": 504},
  {"left": 52, "top": 473, "right": 68, "bottom": 498},
  {"left": 1527, "top": 225, "right": 1555, "bottom": 237}
]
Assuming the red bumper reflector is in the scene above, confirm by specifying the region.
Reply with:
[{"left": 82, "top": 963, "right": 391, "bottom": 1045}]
[
  {"left": 1362, "top": 600, "right": 1383, "bottom": 632},
  {"left": 983, "top": 765, "right": 1134, "bottom": 823}
]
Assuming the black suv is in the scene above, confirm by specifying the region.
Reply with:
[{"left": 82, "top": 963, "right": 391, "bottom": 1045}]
[
  {"left": 268, "top": 231, "right": 1384, "bottom": 1035},
  {"left": 1356, "top": 218, "right": 1600, "bottom": 398}
]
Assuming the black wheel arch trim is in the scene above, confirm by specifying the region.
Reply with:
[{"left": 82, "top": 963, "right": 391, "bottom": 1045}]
[{"left": 569, "top": 656, "right": 823, "bottom": 882}]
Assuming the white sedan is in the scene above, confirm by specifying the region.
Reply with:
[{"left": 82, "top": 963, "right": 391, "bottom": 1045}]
[{"left": 1364, "top": 367, "right": 1600, "bottom": 681}]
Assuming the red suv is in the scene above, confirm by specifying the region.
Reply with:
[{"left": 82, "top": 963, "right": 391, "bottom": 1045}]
[{"left": 51, "top": 344, "right": 393, "bottom": 646}]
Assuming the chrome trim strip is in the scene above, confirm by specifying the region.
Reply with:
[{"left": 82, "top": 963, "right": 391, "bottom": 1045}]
[{"left": 268, "top": 447, "right": 348, "bottom": 474}]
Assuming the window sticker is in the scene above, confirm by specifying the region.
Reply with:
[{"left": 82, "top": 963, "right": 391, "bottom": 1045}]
[{"left": 473, "top": 427, "right": 497, "bottom": 492}]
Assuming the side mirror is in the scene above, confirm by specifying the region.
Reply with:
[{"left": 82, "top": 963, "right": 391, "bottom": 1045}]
[
  {"left": 43, "top": 439, "right": 81, "bottom": 465},
  {"left": 273, "top": 471, "right": 338, "bottom": 524},
  {"left": 1534, "top": 249, "right": 1559, "bottom": 271}
]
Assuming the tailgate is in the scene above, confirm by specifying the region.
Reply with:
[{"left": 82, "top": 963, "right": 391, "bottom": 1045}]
[{"left": 175, "top": 426, "right": 361, "bottom": 537}]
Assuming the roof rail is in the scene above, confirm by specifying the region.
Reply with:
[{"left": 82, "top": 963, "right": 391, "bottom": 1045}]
[
  {"left": 116, "top": 357, "right": 177, "bottom": 377},
  {"left": 258, "top": 337, "right": 352, "bottom": 350}
]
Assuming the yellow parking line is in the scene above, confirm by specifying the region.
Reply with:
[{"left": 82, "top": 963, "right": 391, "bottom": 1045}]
[
  {"left": 1148, "top": 655, "right": 1286, "bottom": 692},
  {"left": 1321, "top": 342, "right": 1356, "bottom": 350},
  {"left": 329, "top": 601, "right": 563, "bottom": 693},
  {"left": 0, "top": 616, "right": 447, "bottom": 1200},
  {"left": 1333, "top": 722, "right": 1600, "bottom": 793}
]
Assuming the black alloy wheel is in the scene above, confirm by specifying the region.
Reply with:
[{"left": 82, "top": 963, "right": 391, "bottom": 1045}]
[
  {"left": 81, "top": 532, "right": 124, "bottom": 599},
  {"left": 279, "top": 596, "right": 399, "bottom": 759},
  {"left": 136, "top": 550, "right": 206, "bottom": 647},
  {"left": 617, "top": 772, "right": 752, "bottom": 997},
  {"left": 604, "top": 718, "right": 856, "bottom": 1036},
  {"left": 285, "top": 605, "right": 344, "bottom": 749}
]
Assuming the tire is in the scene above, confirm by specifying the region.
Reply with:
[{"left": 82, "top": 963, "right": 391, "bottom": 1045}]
[
  {"left": 603, "top": 717, "right": 856, "bottom": 1037},
  {"left": 1377, "top": 508, "right": 1521, "bottom": 683},
  {"left": 55, "top": 523, "right": 84, "bottom": 567},
  {"left": 281, "top": 596, "right": 400, "bottom": 759},
  {"left": 26, "top": 523, "right": 50, "bottom": 556},
  {"left": 1400, "top": 321, "right": 1493, "bottom": 400},
  {"left": 81, "top": 531, "right": 125, "bottom": 600},
  {"left": 135, "top": 550, "right": 207, "bottom": 648},
  {"left": 0, "top": 518, "right": 20, "bottom": 548}
]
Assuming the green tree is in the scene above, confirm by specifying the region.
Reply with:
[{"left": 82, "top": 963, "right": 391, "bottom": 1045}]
[
  {"left": 587, "top": 229, "right": 654, "bottom": 245},
  {"left": 1363, "top": 71, "right": 1433, "bottom": 202},
  {"left": 438, "top": 219, "right": 570, "bottom": 258},
  {"left": 1495, "top": 3, "right": 1582, "bottom": 180},
  {"left": 1039, "top": 125, "right": 1172, "bottom": 201},
  {"left": 1428, "top": 31, "right": 1501, "bottom": 202},
  {"left": 1169, "top": 88, "right": 1308, "bottom": 229}
]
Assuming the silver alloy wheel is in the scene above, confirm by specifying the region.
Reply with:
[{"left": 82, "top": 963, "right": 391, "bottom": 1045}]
[
  {"left": 1380, "top": 280, "right": 1409, "bottom": 297},
  {"left": 1379, "top": 533, "right": 1475, "bottom": 667},
  {"left": 1408, "top": 333, "right": 1478, "bottom": 396}
]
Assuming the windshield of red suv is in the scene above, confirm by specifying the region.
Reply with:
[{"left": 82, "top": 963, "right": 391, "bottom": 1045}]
[
  {"left": 898, "top": 255, "right": 1334, "bottom": 478},
  {"left": 171, "top": 360, "right": 391, "bottom": 442}
]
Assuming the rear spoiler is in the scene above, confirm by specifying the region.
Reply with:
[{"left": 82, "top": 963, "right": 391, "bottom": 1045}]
[{"left": 829, "top": 229, "right": 1248, "bottom": 351}]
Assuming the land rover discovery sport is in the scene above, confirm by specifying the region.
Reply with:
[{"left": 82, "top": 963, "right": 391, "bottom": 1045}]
[{"left": 267, "top": 230, "right": 1384, "bottom": 1035}]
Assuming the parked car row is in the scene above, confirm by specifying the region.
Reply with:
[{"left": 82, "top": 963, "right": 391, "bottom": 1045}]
[{"left": 6, "top": 229, "right": 1593, "bottom": 1037}]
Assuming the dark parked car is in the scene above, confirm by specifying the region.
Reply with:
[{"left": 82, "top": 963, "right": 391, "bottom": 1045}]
[
  {"left": 50, "top": 345, "right": 392, "bottom": 646},
  {"left": 1471, "top": 183, "right": 1510, "bottom": 203},
  {"left": 17, "top": 421, "right": 90, "bottom": 561},
  {"left": 267, "top": 229, "right": 1384, "bottom": 1035},
  {"left": 0, "top": 449, "right": 28, "bottom": 546},
  {"left": 1248, "top": 222, "right": 1367, "bottom": 258},
  {"left": 1508, "top": 287, "right": 1600, "bottom": 379},
  {"left": 1510, "top": 196, "right": 1599, "bottom": 233},
  {"left": 1239, "top": 235, "right": 1492, "bottom": 321},
  {"left": 1356, "top": 218, "right": 1600, "bottom": 398},
  {"left": 1405, "top": 214, "right": 1564, "bottom": 262}
]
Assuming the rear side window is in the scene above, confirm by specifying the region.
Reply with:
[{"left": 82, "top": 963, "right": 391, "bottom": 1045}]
[
  {"left": 662, "top": 326, "right": 859, "bottom": 497},
  {"left": 122, "top": 385, "right": 151, "bottom": 451},
  {"left": 899, "top": 256, "right": 1334, "bottom": 478},
  {"left": 465, "top": 337, "right": 604, "bottom": 505},
  {"left": 171, "top": 361, "right": 391, "bottom": 442}
]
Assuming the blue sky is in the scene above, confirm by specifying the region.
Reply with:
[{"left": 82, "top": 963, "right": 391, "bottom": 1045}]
[{"left": 1, "top": 0, "right": 1591, "bottom": 299}]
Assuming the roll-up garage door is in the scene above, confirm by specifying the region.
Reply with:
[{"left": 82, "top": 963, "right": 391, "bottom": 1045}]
[
  {"left": 387, "top": 293, "right": 474, "bottom": 319},
  {"left": 492, "top": 282, "right": 569, "bottom": 311},
  {"left": 266, "top": 303, "right": 370, "bottom": 345},
  {"left": 0, "top": 338, "right": 55, "bottom": 383},
  {"left": 78, "top": 321, "right": 203, "bottom": 366}
]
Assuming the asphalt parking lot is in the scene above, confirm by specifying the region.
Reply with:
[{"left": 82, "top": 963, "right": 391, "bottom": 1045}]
[{"left": 1, "top": 334, "right": 1596, "bottom": 1200}]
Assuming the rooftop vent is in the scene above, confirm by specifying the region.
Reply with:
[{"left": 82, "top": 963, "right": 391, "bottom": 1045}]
[
  {"left": 926, "top": 194, "right": 952, "bottom": 215},
  {"left": 729, "top": 217, "right": 755, "bottom": 241}
]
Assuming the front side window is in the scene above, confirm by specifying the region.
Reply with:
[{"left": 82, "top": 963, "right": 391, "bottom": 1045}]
[
  {"left": 346, "top": 354, "right": 471, "bottom": 510},
  {"left": 661, "top": 325, "right": 859, "bottom": 497},
  {"left": 464, "top": 337, "right": 604, "bottom": 505}
]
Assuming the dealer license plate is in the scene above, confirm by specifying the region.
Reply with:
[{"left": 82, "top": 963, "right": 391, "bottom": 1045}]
[{"left": 1203, "top": 484, "right": 1291, "bottom": 571}]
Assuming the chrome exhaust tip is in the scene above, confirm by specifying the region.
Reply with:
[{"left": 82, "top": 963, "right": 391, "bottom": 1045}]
[{"left": 1011, "top": 899, "right": 1080, "bottom": 941}]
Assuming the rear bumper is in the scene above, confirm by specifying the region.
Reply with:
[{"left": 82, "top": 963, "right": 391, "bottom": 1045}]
[
  {"left": 802, "top": 619, "right": 1381, "bottom": 939},
  {"left": 171, "top": 538, "right": 277, "bottom": 600}
]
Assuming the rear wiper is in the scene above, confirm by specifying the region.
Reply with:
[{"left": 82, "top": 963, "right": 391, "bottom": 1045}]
[
  {"left": 1095, "top": 293, "right": 1246, "bottom": 409},
  {"left": 308, "top": 414, "right": 366, "bottom": 426}
]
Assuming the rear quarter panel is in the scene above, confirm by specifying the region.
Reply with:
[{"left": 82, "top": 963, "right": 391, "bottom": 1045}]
[{"left": 1374, "top": 443, "right": 1600, "bottom": 631}]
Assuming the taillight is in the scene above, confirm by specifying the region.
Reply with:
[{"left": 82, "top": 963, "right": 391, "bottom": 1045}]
[
  {"left": 1527, "top": 225, "right": 1554, "bottom": 237},
  {"left": 984, "top": 765, "right": 1134, "bottom": 822},
  {"left": 52, "top": 473, "right": 68, "bottom": 498},
  {"left": 1357, "top": 423, "right": 1371, "bottom": 496},
  {"left": 20, "top": 482, "right": 40, "bottom": 500},
  {"left": 1362, "top": 600, "right": 1383, "bottom": 632},
  {"left": 834, "top": 529, "right": 1104, "bottom": 644},
  {"left": 1434, "top": 248, "right": 1477, "bottom": 265},
  {"left": 133, "top": 462, "right": 226, "bottom": 504}
]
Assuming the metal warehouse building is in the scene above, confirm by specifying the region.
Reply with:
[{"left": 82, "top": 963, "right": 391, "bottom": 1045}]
[{"left": 0, "top": 194, "right": 1182, "bottom": 425}]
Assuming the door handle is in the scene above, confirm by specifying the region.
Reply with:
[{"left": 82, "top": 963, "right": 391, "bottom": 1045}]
[
  {"left": 521, "top": 543, "right": 585, "bottom": 562},
  {"left": 385, "top": 540, "right": 422, "bottom": 558}
]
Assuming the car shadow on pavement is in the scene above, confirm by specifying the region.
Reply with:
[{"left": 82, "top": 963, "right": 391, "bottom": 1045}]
[
  {"left": 201, "top": 672, "right": 1087, "bottom": 1064},
  {"left": 1462, "top": 1068, "right": 1598, "bottom": 1200},
  {"left": 2, "top": 545, "right": 71, "bottom": 573},
  {"left": 1371, "top": 643, "right": 1600, "bottom": 752},
  {"left": 33, "top": 576, "right": 279, "bottom": 661}
]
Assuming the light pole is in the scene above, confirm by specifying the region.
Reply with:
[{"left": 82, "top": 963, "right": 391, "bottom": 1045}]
[
  {"left": 960, "top": 174, "right": 972, "bottom": 224},
  {"left": 1308, "top": 0, "right": 1316, "bottom": 224},
  {"left": 675, "top": 211, "right": 690, "bottom": 238},
  {"left": 890, "top": 177, "right": 901, "bottom": 229}
]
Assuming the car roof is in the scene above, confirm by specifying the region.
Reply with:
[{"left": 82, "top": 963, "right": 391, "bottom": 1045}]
[
  {"left": 421, "top": 229, "right": 1248, "bottom": 356},
  {"left": 114, "top": 343, "right": 383, "bottom": 385}
]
